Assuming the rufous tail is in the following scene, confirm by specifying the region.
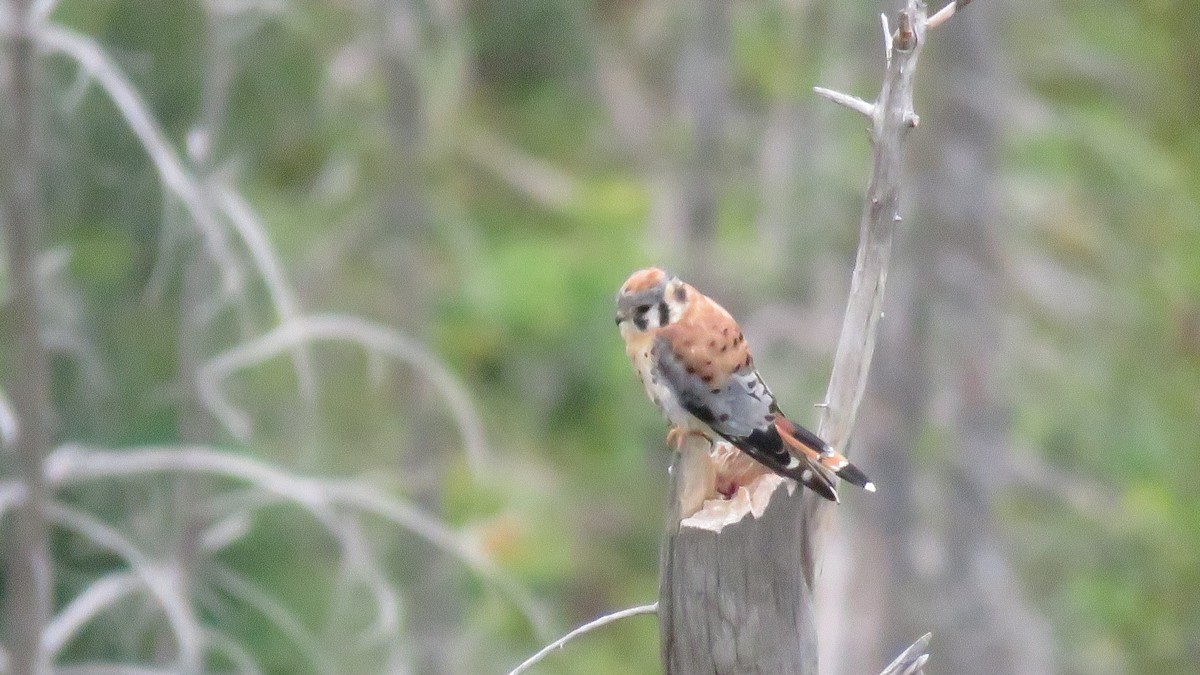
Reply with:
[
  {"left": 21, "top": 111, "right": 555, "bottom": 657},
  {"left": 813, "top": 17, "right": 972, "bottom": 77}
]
[{"left": 774, "top": 417, "right": 876, "bottom": 494}]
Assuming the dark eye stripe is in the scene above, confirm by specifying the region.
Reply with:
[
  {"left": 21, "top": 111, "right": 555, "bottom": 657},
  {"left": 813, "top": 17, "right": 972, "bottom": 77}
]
[{"left": 657, "top": 301, "right": 670, "bottom": 327}]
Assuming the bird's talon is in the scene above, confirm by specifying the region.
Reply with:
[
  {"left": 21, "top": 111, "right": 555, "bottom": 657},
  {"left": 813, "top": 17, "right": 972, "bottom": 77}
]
[{"left": 666, "top": 428, "right": 708, "bottom": 449}]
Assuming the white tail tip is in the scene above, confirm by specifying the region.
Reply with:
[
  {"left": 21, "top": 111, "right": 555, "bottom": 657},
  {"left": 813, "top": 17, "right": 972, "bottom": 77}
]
[{"left": 865, "top": 482, "right": 877, "bottom": 493}]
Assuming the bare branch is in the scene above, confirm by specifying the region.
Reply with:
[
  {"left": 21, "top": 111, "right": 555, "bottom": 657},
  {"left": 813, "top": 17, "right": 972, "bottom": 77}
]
[
  {"left": 323, "top": 515, "right": 403, "bottom": 649},
  {"left": 812, "top": 87, "right": 875, "bottom": 118},
  {"left": 208, "top": 565, "right": 338, "bottom": 675},
  {"left": 2, "top": 2, "right": 56, "bottom": 668},
  {"left": 0, "top": 482, "right": 25, "bottom": 523},
  {"left": 43, "top": 444, "right": 548, "bottom": 636},
  {"left": 211, "top": 181, "right": 319, "bottom": 411},
  {"left": 881, "top": 633, "right": 933, "bottom": 675},
  {"left": 459, "top": 130, "right": 582, "bottom": 213},
  {"left": 814, "top": 0, "right": 930, "bottom": 461},
  {"left": 881, "top": 14, "right": 893, "bottom": 65},
  {"left": 196, "top": 313, "right": 490, "bottom": 475},
  {"left": 30, "top": 0, "right": 58, "bottom": 23},
  {"left": 507, "top": 603, "right": 658, "bottom": 675},
  {"left": 43, "top": 502, "right": 204, "bottom": 671},
  {"left": 198, "top": 512, "right": 252, "bottom": 552},
  {"left": 43, "top": 572, "right": 141, "bottom": 658},
  {"left": 203, "top": 628, "right": 261, "bottom": 675},
  {"left": 928, "top": 0, "right": 971, "bottom": 30},
  {"left": 36, "top": 23, "right": 243, "bottom": 296},
  {"left": 328, "top": 480, "right": 553, "bottom": 638}
]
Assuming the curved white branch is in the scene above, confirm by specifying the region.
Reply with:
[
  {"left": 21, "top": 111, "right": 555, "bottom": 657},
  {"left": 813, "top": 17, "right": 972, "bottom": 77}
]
[
  {"left": 204, "top": 628, "right": 261, "bottom": 675},
  {"left": 43, "top": 571, "right": 141, "bottom": 658},
  {"left": 44, "top": 445, "right": 545, "bottom": 635},
  {"left": 36, "top": 24, "right": 243, "bottom": 296},
  {"left": 0, "top": 481, "right": 26, "bottom": 525},
  {"left": 208, "top": 565, "right": 337, "bottom": 675},
  {"left": 43, "top": 502, "right": 203, "bottom": 671},
  {"left": 328, "top": 479, "right": 552, "bottom": 638},
  {"left": 881, "top": 632, "right": 933, "bottom": 675},
  {"left": 211, "top": 182, "right": 319, "bottom": 409},
  {"left": 196, "top": 313, "right": 490, "bottom": 475},
  {"left": 507, "top": 603, "right": 658, "bottom": 675}
]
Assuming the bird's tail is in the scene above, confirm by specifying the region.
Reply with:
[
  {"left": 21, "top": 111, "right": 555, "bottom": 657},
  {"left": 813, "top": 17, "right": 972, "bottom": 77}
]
[{"left": 774, "top": 417, "right": 876, "bottom": 496}]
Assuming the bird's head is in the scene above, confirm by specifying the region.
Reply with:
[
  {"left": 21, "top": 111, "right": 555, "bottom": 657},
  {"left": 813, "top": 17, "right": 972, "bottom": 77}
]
[{"left": 615, "top": 267, "right": 691, "bottom": 336}]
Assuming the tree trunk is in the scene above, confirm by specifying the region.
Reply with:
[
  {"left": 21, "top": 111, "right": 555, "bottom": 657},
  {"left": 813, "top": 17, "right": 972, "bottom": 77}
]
[
  {"left": 1, "top": 1, "right": 53, "bottom": 672},
  {"left": 659, "top": 457, "right": 818, "bottom": 675}
]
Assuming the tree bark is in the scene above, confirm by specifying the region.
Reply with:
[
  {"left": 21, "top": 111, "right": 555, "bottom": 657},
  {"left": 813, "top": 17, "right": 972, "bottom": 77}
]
[
  {"left": 1, "top": 1, "right": 53, "bottom": 673},
  {"left": 660, "top": 446, "right": 818, "bottom": 675}
]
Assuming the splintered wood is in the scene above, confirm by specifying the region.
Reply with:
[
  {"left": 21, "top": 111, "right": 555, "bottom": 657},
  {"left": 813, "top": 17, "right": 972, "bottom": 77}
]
[{"left": 675, "top": 434, "right": 792, "bottom": 532}]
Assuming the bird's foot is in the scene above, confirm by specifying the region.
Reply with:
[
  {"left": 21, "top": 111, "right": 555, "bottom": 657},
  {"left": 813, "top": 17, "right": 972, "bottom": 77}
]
[{"left": 667, "top": 428, "right": 710, "bottom": 450}]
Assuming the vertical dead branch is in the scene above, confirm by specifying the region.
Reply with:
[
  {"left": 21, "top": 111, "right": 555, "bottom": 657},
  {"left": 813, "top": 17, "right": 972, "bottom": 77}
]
[
  {"left": 1, "top": 1, "right": 53, "bottom": 672},
  {"left": 659, "top": 2, "right": 941, "bottom": 673},
  {"left": 804, "top": 1, "right": 931, "bottom": 578},
  {"left": 846, "top": 2, "right": 1057, "bottom": 671}
]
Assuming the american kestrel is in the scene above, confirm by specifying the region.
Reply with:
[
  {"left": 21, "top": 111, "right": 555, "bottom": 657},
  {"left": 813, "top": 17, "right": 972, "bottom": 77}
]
[{"left": 616, "top": 267, "right": 874, "bottom": 502}]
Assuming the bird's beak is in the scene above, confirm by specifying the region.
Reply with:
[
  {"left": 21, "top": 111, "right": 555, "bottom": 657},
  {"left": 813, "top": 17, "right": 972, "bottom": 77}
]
[{"left": 614, "top": 312, "right": 625, "bottom": 326}]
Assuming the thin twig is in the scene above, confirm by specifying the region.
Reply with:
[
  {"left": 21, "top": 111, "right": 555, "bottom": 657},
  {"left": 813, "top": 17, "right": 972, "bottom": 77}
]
[
  {"left": 459, "top": 130, "right": 582, "bottom": 212},
  {"left": 0, "top": 385, "right": 18, "bottom": 448},
  {"left": 927, "top": 0, "right": 970, "bottom": 30},
  {"left": 211, "top": 181, "right": 319, "bottom": 414},
  {"left": 42, "top": 571, "right": 141, "bottom": 658},
  {"left": 812, "top": 87, "right": 874, "bottom": 118},
  {"left": 208, "top": 565, "right": 338, "bottom": 675},
  {"left": 507, "top": 603, "right": 658, "bottom": 675},
  {"left": 880, "top": 632, "right": 933, "bottom": 675}
]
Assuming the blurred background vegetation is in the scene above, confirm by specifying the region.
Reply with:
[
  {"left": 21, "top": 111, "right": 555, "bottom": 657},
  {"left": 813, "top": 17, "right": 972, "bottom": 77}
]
[{"left": 1, "top": 0, "right": 1198, "bottom": 673}]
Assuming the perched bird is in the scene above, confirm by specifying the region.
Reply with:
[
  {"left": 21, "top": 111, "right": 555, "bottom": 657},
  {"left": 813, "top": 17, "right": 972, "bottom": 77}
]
[{"left": 615, "top": 267, "right": 874, "bottom": 502}]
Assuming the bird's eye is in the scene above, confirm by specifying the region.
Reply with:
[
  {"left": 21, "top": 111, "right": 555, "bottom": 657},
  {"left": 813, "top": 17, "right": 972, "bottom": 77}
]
[{"left": 636, "top": 304, "right": 651, "bottom": 314}]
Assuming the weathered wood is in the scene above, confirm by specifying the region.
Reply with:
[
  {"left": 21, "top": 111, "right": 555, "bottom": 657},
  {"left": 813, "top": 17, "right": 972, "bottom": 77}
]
[{"left": 660, "top": 447, "right": 817, "bottom": 675}]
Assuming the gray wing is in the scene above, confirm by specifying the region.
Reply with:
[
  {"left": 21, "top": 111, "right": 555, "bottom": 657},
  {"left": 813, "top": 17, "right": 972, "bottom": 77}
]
[
  {"left": 652, "top": 333, "right": 778, "bottom": 436},
  {"left": 652, "top": 334, "right": 841, "bottom": 501}
]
